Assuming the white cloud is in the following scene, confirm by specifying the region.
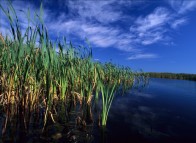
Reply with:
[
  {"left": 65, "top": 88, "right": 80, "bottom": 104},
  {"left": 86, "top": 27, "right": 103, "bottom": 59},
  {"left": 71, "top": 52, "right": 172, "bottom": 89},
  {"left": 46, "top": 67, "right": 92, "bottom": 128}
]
[
  {"left": 169, "top": 0, "right": 196, "bottom": 14},
  {"left": 127, "top": 53, "right": 158, "bottom": 60},
  {"left": 134, "top": 7, "right": 170, "bottom": 32},
  {"left": 0, "top": 0, "right": 40, "bottom": 37},
  {"left": 0, "top": 17, "right": 10, "bottom": 36},
  {"left": 0, "top": 0, "right": 195, "bottom": 61},
  {"left": 171, "top": 18, "right": 187, "bottom": 29},
  {"left": 68, "top": 0, "right": 122, "bottom": 24},
  {"left": 47, "top": 12, "right": 136, "bottom": 51},
  {"left": 130, "top": 7, "right": 170, "bottom": 46},
  {"left": 141, "top": 34, "right": 162, "bottom": 45},
  {"left": 49, "top": 20, "right": 114, "bottom": 46}
]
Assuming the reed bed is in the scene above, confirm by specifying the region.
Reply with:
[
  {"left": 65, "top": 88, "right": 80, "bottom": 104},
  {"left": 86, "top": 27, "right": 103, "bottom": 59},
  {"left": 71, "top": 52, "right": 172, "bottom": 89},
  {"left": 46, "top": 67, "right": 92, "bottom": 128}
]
[{"left": 0, "top": 2, "right": 147, "bottom": 136}]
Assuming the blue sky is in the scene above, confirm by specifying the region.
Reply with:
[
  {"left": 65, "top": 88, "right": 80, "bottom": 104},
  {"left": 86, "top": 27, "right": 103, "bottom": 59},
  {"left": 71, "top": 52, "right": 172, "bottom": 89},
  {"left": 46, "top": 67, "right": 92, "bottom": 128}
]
[{"left": 0, "top": 0, "right": 196, "bottom": 73}]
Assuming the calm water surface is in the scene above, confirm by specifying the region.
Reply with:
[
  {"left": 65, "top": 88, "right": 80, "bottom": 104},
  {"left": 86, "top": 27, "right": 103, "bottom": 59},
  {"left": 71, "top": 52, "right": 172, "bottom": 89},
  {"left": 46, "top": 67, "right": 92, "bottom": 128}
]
[
  {"left": 1, "top": 78, "right": 196, "bottom": 143},
  {"left": 93, "top": 78, "right": 196, "bottom": 143}
]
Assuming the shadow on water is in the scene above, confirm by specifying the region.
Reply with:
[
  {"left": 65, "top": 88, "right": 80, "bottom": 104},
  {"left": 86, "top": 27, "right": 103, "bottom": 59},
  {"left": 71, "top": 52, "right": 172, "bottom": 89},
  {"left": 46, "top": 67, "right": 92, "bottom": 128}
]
[{"left": 0, "top": 103, "right": 94, "bottom": 143}]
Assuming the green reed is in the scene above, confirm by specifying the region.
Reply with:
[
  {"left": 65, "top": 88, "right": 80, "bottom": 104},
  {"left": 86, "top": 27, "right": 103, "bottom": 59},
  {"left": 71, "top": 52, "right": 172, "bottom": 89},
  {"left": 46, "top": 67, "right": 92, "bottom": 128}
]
[{"left": 0, "top": 1, "right": 147, "bottom": 133}]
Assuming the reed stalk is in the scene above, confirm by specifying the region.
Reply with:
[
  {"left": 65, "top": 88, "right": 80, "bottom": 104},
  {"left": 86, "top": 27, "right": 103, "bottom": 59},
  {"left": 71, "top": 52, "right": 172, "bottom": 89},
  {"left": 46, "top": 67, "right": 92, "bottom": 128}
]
[{"left": 0, "top": 1, "right": 147, "bottom": 133}]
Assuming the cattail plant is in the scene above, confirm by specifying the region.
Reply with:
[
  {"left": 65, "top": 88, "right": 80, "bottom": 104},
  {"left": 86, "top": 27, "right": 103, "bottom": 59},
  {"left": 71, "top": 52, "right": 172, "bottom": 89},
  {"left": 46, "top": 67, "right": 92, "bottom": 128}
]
[{"left": 0, "top": 1, "right": 147, "bottom": 135}]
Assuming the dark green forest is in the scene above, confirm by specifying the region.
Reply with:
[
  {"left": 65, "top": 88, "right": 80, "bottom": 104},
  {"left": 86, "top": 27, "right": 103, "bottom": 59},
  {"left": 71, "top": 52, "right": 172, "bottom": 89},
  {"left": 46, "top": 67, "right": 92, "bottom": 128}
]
[{"left": 147, "top": 72, "right": 196, "bottom": 81}]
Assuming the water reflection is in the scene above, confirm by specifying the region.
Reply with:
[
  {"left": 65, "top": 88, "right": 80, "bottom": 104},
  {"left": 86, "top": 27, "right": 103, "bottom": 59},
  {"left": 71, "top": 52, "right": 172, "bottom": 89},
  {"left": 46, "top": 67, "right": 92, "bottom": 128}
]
[
  {"left": 0, "top": 105, "right": 94, "bottom": 143},
  {"left": 1, "top": 78, "right": 196, "bottom": 143},
  {"left": 99, "top": 78, "right": 196, "bottom": 143}
]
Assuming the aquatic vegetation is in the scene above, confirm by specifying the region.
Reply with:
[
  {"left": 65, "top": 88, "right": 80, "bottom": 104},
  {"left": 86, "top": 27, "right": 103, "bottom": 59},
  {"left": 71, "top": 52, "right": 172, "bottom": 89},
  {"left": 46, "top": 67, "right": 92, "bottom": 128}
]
[{"left": 0, "top": 1, "right": 147, "bottom": 140}]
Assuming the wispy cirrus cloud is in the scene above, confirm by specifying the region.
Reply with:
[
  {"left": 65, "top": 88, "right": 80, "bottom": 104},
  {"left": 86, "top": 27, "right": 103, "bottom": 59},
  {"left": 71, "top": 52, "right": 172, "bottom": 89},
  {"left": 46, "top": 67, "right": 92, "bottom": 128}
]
[
  {"left": 127, "top": 53, "right": 158, "bottom": 60},
  {"left": 132, "top": 7, "right": 170, "bottom": 33},
  {"left": 171, "top": 18, "right": 187, "bottom": 29},
  {"left": 94, "top": 58, "right": 100, "bottom": 61},
  {"left": 48, "top": 3, "right": 172, "bottom": 52},
  {"left": 46, "top": 0, "right": 136, "bottom": 51},
  {"left": 0, "top": 0, "right": 41, "bottom": 37},
  {"left": 0, "top": 0, "right": 196, "bottom": 61},
  {"left": 68, "top": 0, "right": 122, "bottom": 24},
  {"left": 47, "top": 19, "right": 135, "bottom": 51},
  {"left": 168, "top": 0, "right": 196, "bottom": 14},
  {"left": 130, "top": 7, "right": 170, "bottom": 46}
]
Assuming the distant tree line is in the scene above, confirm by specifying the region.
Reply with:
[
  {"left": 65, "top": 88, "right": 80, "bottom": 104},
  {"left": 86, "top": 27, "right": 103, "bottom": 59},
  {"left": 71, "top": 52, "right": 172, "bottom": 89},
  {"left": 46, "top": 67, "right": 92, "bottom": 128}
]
[{"left": 147, "top": 72, "right": 196, "bottom": 81}]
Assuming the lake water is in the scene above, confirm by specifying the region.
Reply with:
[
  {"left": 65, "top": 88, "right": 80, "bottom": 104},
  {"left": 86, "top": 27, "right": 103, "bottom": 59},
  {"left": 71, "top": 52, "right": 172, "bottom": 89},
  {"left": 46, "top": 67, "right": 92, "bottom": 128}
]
[
  {"left": 1, "top": 78, "right": 196, "bottom": 143},
  {"left": 93, "top": 78, "right": 196, "bottom": 143}
]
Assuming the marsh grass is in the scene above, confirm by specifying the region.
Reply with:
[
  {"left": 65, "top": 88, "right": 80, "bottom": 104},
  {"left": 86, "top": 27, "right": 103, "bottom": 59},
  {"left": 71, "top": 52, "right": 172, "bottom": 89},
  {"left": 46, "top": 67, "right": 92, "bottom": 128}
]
[{"left": 0, "top": 1, "right": 147, "bottom": 140}]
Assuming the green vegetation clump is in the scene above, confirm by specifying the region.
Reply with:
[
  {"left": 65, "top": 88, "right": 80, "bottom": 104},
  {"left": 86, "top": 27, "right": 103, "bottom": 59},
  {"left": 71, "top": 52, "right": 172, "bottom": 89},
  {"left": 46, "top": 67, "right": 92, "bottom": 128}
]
[
  {"left": 148, "top": 72, "right": 196, "bottom": 81},
  {"left": 0, "top": 2, "right": 147, "bottom": 136}
]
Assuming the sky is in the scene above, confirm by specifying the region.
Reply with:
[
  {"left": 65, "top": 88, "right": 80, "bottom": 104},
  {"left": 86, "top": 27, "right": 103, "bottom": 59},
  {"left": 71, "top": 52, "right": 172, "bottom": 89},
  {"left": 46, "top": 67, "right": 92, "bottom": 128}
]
[{"left": 0, "top": 0, "right": 196, "bottom": 74}]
